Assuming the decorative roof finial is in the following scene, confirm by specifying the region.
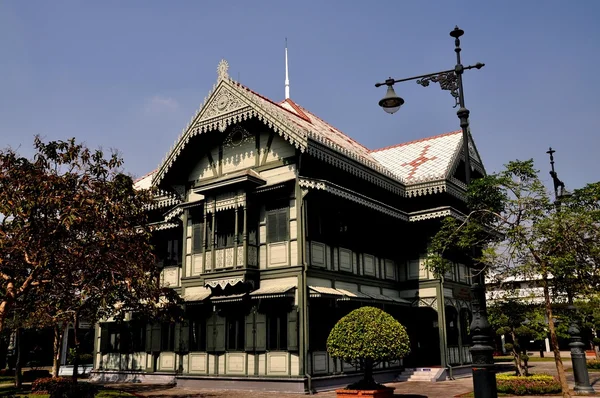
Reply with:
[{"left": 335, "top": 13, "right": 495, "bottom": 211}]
[
  {"left": 217, "top": 59, "right": 229, "bottom": 80},
  {"left": 285, "top": 38, "right": 290, "bottom": 99}
]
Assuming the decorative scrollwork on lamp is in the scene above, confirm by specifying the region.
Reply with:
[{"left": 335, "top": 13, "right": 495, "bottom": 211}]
[{"left": 416, "top": 72, "right": 460, "bottom": 108}]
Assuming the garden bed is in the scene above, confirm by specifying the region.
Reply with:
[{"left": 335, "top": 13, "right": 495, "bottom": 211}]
[{"left": 496, "top": 374, "right": 561, "bottom": 396}]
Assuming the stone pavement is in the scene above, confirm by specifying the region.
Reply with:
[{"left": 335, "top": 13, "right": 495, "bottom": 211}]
[{"left": 115, "top": 362, "right": 599, "bottom": 398}]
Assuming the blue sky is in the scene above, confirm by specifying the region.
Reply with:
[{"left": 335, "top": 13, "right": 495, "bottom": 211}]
[{"left": 1, "top": 1, "right": 598, "bottom": 191}]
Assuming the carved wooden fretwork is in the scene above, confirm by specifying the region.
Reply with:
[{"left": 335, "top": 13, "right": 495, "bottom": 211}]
[
  {"left": 225, "top": 247, "right": 234, "bottom": 268},
  {"left": 298, "top": 177, "right": 467, "bottom": 223},
  {"left": 149, "top": 221, "right": 179, "bottom": 231},
  {"left": 236, "top": 246, "right": 244, "bottom": 266},
  {"left": 206, "top": 191, "right": 246, "bottom": 213},
  {"left": 248, "top": 246, "right": 258, "bottom": 266},
  {"left": 299, "top": 178, "right": 408, "bottom": 221},
  {"left": 224, "top": 125, "right": 253, "bottom": 148},
  {"left": 215, "top": 249, "right": 225, "bottom": 269},
  {"left": 164, "top": 206, "right": 184, "bottom": 222},
  {"left": 205, "top": 277, "right": 245, "bottom": 289},
  {"left": 307, "top": 143, "right": 405, "bottom": 196},
  {"left": 413, "top": 297, "right": 438, "bottom": 312}
]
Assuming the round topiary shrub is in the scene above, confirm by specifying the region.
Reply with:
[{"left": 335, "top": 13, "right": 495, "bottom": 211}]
[{"left": 327, "top": 306, "right": 410, "bottom": 390}]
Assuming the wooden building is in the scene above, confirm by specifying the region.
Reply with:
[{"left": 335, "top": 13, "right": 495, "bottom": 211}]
[{"left": 91, "top": 60, "right": 486, "bottom": 392}]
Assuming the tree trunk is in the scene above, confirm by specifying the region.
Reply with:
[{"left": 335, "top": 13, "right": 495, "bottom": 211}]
[
  {"left": 542, "top": 277, "right": 570, "bottom": 398},
  {"left": 14, "top": 328, "right": 22, "bottom": 388},
  {"left": 51, "top": 324, "right": 66, "bottom": 378},
  {"left": 0, "top": 300, "right": 12, "bottom": 333},
  {"left": 72, "top": 314, "right": 80, "bottom": 384},
  {"left": 363, "top": 358, "right": 374, "bottom": 387},
  {"left": 510, "top": 332, "right": 524, "bottom": 376}
]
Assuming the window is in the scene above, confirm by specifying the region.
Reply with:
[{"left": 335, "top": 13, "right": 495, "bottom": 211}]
[
  {"left": 216, "top": 211, "right": 235, "bottom": 249},
  {"left": 267, "top": 208, "right": 288, "bottom": 243},
  {"left": 189, "top": 319, "right": 207, "bottom": 351},
  {"left": 120, "top": 322, "right": 146, "bottom": 353},
  {"left": 159, "top": 239, "right": 181, "bottom": 266},
  {"left": 192, "top": 221, "right": 204, "bottom": 254},
  {"left": 267, "top": 312, "right": 288, "bottom": 351},
  {"left": 226, "top": 315, "right": 245, "bottom": 351},
  {"left": 161, "top": 323, "right": 176, "bottom": 352}
]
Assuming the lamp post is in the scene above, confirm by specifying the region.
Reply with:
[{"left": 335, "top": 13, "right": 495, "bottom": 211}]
[
  {"left": 547, "top": 148, "right": 594, "bottom": 394},
  {"left": 376, "top": 27, "right": 497, "bottom": 398}
]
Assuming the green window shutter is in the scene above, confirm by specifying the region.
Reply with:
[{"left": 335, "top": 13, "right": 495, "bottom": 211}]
[
  {"left": 145, "top": 324, "right": 152, "bottom": 352},
  {"left": 244, "top": 312, "right": 255, "bottom": 351},
  {"left": 255, "top": 312, "right": 267, "bottom": 352},
  {"left": 180, "top": 321, "right": 189, "bottom": 353},
  {"left": 193, "top": 224, "right": 203, "bottom": 254},
  {"left": 174, "top": 322, "right": 181, "bottom": 352},
  {"left": 287, "top": 308, "right": 298, "bottom": 351},
  {"left": 267, "top": 213, "right": 278, "bottom": 243},
  {"left": 215, "top": 314, "right": 226, "bottom": 352},
  {"left": 100, "top": 325, "right": 110, "bottom": 353},
  {"left": 278, "top": 209, "right": 288, "bottom": 241},
  {"left": 151, "top": 324, "right": 162, "bottom": 352},
  {"left": 206, "top": 315, "right": 215, "bottom": 352}
]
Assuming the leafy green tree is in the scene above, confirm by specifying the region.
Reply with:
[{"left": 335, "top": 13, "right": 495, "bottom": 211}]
[
  {"left": 488, "top": 299, "right": 546, "bottom": 376},
  {"left": 426, "top": 159, "right": 600, "bottom": 398},
  {"left": 327, "top": 306, "right": 410, "bottom": 390},
  {"left": 0, "top": 137, "right": 181, "bottom": 381}
]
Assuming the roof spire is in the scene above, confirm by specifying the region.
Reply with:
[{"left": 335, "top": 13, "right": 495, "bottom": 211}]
[{"left": 285, "top": 38, "right": 290, "bottom": 99}]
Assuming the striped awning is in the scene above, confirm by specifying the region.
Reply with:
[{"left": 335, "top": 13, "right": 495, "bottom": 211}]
[
  {"left": 309, "top": 286, "right": 345, "bottom": 297},
  {"left": 250, "top": 285, "right": 296, "bottom": 299},
  {"left": 210, "top": 293, "right": 247, "bottom": 303},
  {"left": 309, "top": 286, "right": 410, "bottom": 305},
  {"left": 183, "top": 287, "right": 212, "bottom": 303}
]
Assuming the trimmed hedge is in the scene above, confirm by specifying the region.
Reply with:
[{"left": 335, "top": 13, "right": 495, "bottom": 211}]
[
  {"left": 588, "top": 360, "right": 600, "bottom": 370},
  {"left": 496, "top": 374, "right": 561, "bottom": 395},
  {"left": 32, "top": 377, "right": 98, "bottom": 398}
]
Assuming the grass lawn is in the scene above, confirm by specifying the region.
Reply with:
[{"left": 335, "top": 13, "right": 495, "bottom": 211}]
[{"left": 0, "top": 383, "right": 135, "bottom": 397}]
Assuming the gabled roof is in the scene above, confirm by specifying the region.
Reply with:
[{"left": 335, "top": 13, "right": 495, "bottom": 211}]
[{"left": 151, "top": 60, "right": 484, "bottom": 197}]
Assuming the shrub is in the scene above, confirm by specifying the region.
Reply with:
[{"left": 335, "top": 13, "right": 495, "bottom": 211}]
[
  {"left": 593, "top": 337, "right": 600, "bottom": 346},
  {"left": 588, "top": 360, "right": 600, "bottom": 370},
  {"left": 23, "top": 369, "right": 51, "bottom": 381},
  {"left": 496, "top": 373, "right": 561, "bottom": 395},
  {"left": 327, "top": 306, "right": 410, "bottom": 390},
  {"left": 31, "top": 377, "right": 98, "bottom": 398}
]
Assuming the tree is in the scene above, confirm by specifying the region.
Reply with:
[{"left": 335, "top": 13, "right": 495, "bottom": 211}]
[
  {"left": 0, "top": 137, "right": 180, "bottom": 379},
  {"left": 326, "top": 306, "right": 410, "bottom": 391},
  {"left": 426, "top": 159, "right": 600, "bottom": 398},
  {"left": 488, "top": 299, "right": 547, "bottom": 376}
]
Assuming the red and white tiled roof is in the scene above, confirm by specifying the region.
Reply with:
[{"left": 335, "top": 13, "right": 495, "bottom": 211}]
[{"left": 370, "top": 131, "right": 463, "bottom": 183}]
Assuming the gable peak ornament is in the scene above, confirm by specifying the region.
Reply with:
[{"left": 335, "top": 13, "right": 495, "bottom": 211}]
[{"left": 217, "top": 59, "right": 229, "bottom": 80}]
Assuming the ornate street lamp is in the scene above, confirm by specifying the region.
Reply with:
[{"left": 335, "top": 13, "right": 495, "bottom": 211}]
[{"left": 376, "top": 27, "right": 497, "bottom": 398}]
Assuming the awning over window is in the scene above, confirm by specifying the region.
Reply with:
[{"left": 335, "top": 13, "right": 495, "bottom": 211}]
[
  {"left": 183, "top": 288, "right": 212, "bottom": 303},
  {"left": 309, "top": 286, "right": 345, "bottom": 298},
  {"left": 250, "top": 285, "right": 296, "bottom": 299},
  {"left": 210, "top": 293, "right": 247, "bottom": 303},
  {"left": 309, "top": 286, "right": 410, "bottom": 305}
]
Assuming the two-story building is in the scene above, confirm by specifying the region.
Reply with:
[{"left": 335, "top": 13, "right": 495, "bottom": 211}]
[{"left": 91, "top": 60, "right": 486, "bottom": 392}]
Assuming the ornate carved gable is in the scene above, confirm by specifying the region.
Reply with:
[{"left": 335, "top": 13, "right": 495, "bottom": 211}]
[{"left": 153, "top": 60, "right": 308, "bottom": 186}]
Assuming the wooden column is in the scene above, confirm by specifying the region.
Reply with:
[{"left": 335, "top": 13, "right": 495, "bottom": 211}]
[
  {"left": 243, "top": 199, "right": 248, "bottom": 267},
  {"left": 202, "top": 204, "right": 208, "bottom": 273},
  {"left": 234, "top": 206, "right": 239, "bottom": 268},
  {"left": 212, "top": 198, "right": 217, "bottom": 269}
]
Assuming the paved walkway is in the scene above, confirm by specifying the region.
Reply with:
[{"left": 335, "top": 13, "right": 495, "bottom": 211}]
[{"left": 115, "top": 362, "right": 599, "bottom": 398}]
